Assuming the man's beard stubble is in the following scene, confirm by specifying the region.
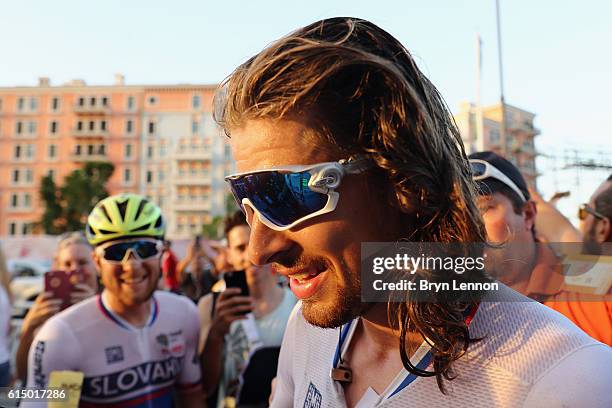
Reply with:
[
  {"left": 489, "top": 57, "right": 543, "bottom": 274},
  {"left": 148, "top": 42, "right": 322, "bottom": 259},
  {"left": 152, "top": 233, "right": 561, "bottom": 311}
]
[
  {"left": 273, "top": 249, "right": 367, "bottom": 328},
  {"left": 582, "top": 224, "right": 603, "bottom": 255}
]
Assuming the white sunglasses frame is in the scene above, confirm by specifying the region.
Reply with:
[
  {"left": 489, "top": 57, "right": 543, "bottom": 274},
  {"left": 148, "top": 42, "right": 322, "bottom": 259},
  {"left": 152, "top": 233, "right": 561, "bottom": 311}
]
[
  {"left": 470, "top": 159, "right": 527, "bottom": 202},
  {"left": 95, "top": 238, "right": 164, "bottom": 265},
  {"left": 225, "top": 157, "right": 372, "bottom": 231}
]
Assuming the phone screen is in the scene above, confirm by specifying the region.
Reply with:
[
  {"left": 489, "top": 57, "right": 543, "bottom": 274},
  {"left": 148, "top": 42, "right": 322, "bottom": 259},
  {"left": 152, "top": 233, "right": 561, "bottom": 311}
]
[
  {"left": 224, "top": 270, "right": 249, "bottom": 297},
  {"left": 44, "top": 270, "right": 85, "bottom": 310},
  {"left": 44, "top": 271, "right": 72, "bottom": 310}
]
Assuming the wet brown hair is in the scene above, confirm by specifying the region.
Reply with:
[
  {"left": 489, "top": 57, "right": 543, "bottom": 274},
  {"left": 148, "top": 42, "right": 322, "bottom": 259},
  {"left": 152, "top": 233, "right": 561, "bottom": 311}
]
[{"left": 215, "top": 17, "right": 488, "bottom": 392}]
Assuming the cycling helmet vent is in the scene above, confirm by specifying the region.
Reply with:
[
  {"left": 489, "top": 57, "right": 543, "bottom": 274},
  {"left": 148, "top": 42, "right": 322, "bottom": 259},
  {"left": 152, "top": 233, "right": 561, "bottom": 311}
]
[{"left": 86, "top": 193, "right": 165, "bottom": 245}]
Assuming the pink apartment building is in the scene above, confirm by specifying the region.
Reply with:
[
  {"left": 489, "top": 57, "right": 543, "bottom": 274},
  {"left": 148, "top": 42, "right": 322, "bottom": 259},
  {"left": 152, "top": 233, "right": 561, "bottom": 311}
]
[{"left": 0, "top": 77, "right": 233, "bottom": 238}]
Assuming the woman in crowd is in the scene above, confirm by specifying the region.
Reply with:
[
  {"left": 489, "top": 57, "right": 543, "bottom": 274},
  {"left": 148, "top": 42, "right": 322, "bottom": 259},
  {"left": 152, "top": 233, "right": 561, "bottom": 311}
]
[
  {"left": 15, "top": 232, "right": 98, "bottom": 382},
  {"left": 0, "top": 243, "right": 13, "bottom": 387}
]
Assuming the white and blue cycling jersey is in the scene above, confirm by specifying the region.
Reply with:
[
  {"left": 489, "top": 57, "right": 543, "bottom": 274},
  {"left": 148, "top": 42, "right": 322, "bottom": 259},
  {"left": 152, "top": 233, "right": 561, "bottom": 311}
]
[{"left": 24, "top": 291, "right": 201, "bottom": 407}]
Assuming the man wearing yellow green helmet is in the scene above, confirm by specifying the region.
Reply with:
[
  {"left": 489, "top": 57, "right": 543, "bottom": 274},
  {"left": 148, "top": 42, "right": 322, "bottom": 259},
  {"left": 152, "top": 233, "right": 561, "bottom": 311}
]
[{"left": 23, "top": 193, "right": 203, "bottom": 408}]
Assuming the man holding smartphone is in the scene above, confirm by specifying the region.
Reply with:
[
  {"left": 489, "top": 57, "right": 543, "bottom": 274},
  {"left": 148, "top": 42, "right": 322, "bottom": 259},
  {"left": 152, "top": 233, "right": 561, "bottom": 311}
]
[
  {"left": 23, "top": 194, "right": 203, "bottom": 407},
  {"left": 198, "top": 211, "right": 296, "bottom": 407}
]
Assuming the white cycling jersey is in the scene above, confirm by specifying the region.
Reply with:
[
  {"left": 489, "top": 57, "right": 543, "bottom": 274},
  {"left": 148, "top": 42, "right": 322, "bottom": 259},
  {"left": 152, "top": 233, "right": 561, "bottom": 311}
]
[
  {"left": 271, "top": 285, "right": 612, "bottom": 408},
  {"left": 24, "top": 290, "right": 201, "bottom": 407}
]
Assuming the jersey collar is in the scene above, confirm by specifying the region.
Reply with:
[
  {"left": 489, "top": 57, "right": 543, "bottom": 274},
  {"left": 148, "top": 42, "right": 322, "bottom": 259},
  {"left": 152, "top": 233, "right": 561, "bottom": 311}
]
[
  {"left": 331, "top": 304, "right": 480, "bottom": 403},
  {"left": 98, "top": 291, "right": 159, "bottom": 331}
]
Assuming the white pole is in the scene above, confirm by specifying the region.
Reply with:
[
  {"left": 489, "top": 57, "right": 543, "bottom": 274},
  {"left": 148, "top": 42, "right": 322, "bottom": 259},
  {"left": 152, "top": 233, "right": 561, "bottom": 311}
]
[
  {"left": 495, "top": 0, "right": 507, "bottom": 155},
  {"left": 476, "top": 33, "right": 485, "bottom": 152}
]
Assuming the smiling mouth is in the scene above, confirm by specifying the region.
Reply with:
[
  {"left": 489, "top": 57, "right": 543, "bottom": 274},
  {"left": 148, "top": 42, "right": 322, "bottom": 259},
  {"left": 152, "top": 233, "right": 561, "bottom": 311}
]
[
  {"left": 289, "top": 269, "right": 322, "bottom": 283},
  {"left": 119, "top": 275, "right": 148, "bottom": 285}
]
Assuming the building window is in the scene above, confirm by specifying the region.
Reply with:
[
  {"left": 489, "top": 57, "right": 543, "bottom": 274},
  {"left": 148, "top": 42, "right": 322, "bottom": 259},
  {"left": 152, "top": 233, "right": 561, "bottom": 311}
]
[
  {"left": 16, "top": 121, "right": 23, "bottom": 135},
  {"left": 102, "top": 96, "right": 108, "bottom": 106},
  {"left": 159, "top": 145, "right": 166, "bottom": 157},
  {"left": 126, "top": 120, "right": 133, "bottom": 134},
  {"left": 147, "top": 146, "right": 154, "bottom": 159},
  {"left": 14, "top": 145, "right": 22, "bottom": 159},
  {"left": 29, "top": 97, "right": 38, "bottom": 111},
  {"left": 146, "top": 170, "right": 153, "bottom": 184},
  {"left": 26, "top": 144, "right": 35, "bottom": 159},
  {"left": 192, "top": 95, "right": 200, "bottom": 109},
  {"left": 10, "top": 194, "right": 18, "bottom": 208},
  {"left": 125, "top": 144, "right": 132, "bottom": 158},
  {"left": 48, "top": 169, "right": 55, "bottom": 180},
  {"left": 100, "top": 120, "right": 107, "bottom": 131},
  {"left": 99, "top": 145, "right": 105, "bottom": 155},
  {"left": 17, "top": 97, "right": 25, "bottom": 112},
  {"left": 77, "top": 121, "right": 83, "bottom": 131},
  {"left": 148, "top": 96, "right": 157, "bottom": 106},
  {"left": 127, "top": 96, "right": 135, "bottom": 111},
  {"left": 192, "top": 120, "right": 198, "bottom": 134},
  {"left": 9, "top": 223, "right": 16, "bottom": 236},
  {"left": 12, "top": 169, "right": 20, "bottom": 183},
  {"left": 50, "top": 121, "right": 58, "bottom": 134},
  {"left": 489, "top": 129, "right": 500, "bottom": 144},
  {"left": 148, "top": 121, "right": 155, "bottom": 134},
  {"left": 22, "top": 223, "right": 30, "bottom": 235},
  {"left": 124, "top": 168, "right": 132, "bottom": 183},
  {"left": 87, "top": 144, "right": 94, "bottom": 155},
  {"left": 51, "top": 97, "right": 60, "bottom": 111},
  {"left": 28, "top": 121, "right": 37, "bottom": 135},
  {"left": 90, "top": 97, "right": 96, "bottom": 107},
  {"left": 24, "top": 193, "right": 32, "bottom": 208},
  {"left": 25, "top": 169, "right": 33, "bottom": 183},
  {"left": 75, "top": 145, "right": 82, "bottom": 155},
  {"left": 78, "top": 97, "right": 85, "bottom": 107},
  {"left": 158, "top": 170, "right": 165, "bottom": 182},
  {"left": 88, "top": 121, "right": 95, "bottom": 131}
]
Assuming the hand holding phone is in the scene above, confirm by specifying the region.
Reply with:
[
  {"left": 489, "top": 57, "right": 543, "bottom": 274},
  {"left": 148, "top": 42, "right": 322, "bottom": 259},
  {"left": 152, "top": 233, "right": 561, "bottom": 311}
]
[
  {"left": 44, "top": 270, "right": 85, "bottom": 310},
  {"left": 224, "top": 270, "right": 250, "bottom": 297}
]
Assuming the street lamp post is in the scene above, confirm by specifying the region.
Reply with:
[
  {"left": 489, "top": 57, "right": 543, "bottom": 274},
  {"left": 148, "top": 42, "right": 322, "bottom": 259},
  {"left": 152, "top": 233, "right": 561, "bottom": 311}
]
[{"left": 495, "top": 0, "right": 507, "bottom": 156}]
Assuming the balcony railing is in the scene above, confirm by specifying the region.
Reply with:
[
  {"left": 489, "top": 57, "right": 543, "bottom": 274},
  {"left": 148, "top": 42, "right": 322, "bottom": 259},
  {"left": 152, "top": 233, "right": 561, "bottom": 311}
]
[
  {"left": 174, "top": 172, "right": 212, "bottom": 185},
  {"left": 73, "top": 104, "right": 111, "bottom": 115},
  {"left": 173, "top": 200, "right": 212, "bottom": 212},
  {"left": 173, "top": 146, "right": 212, "bottom": 160},
  {"left": 72, "top": 128, "right": 109, "bottom": 138},
  {"left": 508, "top": 121, "right": 540, "bottom": 135},
  {"left": 71, "top": 153, "right": 108, "bottom": 162}
]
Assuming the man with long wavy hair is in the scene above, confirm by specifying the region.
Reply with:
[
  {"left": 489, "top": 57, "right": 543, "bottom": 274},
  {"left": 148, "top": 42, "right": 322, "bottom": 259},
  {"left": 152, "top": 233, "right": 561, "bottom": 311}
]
[{"left": 217, "top": 17, "right": 611, "bottom": 407}]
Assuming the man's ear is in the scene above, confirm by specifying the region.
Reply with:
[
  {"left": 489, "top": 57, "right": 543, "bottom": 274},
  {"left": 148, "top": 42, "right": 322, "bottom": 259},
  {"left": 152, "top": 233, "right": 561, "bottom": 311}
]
[
  {"left": 92, "top": 250, "right": 102, "bottom": 273},
  {"left": 594, "top": 217, "right": 611, "bottom": 244},
  {"left": 523, "top": 200, "right": 538, "bottom": 231}
]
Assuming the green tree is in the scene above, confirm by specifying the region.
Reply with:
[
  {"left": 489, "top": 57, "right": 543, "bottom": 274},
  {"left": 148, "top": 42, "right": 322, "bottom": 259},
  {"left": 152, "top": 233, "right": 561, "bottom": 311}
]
[
  {"left": 201, "top": 215, "right": 224, "bottom": 240},
  {"left": 39, "top": 161, "right": 115, "bottom": 234},
  {"left": 39, "top": 175, "right": 63, "bottom": 234},
  {"left": 225, "top": 192, "right": 238, "bottom": 214},
  {"left": 201, "top": 194, "right": 239, "bottom": 239}
]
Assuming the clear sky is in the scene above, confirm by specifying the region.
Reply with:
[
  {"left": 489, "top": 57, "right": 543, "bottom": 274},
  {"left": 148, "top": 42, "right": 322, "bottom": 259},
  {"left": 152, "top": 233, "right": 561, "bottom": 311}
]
[{"left": 2, "top": 0, "right": 610, "bottom": 222}]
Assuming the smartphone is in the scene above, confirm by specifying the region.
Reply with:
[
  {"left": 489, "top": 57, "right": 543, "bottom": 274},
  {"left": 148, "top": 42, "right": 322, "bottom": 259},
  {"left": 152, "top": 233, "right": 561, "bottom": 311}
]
[
  {"left": 44, "top": 270, "right": 85, "bottom": 310},
  {"left": 224, "top": 270, "right": 250, "bottom": 297}
]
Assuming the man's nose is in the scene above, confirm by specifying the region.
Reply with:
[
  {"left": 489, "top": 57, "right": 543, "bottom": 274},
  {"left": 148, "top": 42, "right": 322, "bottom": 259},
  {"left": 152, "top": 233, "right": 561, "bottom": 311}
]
[
  {"left": 121, "top": 250, "right": 142, "bottom": 269},
  {"left": 247, "top": 212, "right": 293, "bottom": 266}
]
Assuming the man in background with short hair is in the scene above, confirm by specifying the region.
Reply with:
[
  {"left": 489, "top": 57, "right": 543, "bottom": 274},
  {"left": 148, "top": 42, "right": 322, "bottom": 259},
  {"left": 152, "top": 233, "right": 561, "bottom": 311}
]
[
  {"left": 199, "top": 211, "right": 296, "bottom": 408},
  {"left": 470, "top": 151, "right": 611, "bottom": 344},
  {"left": 580, "top": 175, "right": 612, "bottom": 253}
]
